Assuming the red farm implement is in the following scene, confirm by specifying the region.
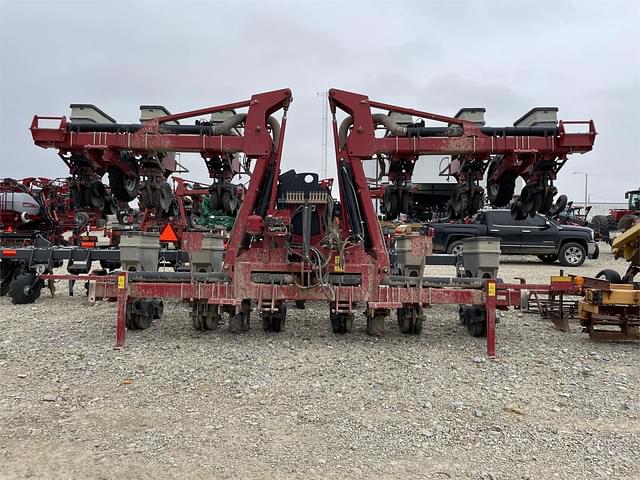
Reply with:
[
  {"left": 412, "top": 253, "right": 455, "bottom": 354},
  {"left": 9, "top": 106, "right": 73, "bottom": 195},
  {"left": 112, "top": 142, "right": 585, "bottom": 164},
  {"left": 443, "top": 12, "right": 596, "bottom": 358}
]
[{"left": 328, "top": 89, "right": 596, "bottom": 220}]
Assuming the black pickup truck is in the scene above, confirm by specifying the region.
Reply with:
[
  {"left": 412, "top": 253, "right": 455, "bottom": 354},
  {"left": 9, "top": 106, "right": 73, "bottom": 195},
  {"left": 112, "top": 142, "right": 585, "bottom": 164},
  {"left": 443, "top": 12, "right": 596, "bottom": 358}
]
[{"left": 430, "top": 209, "right": 599, "bottom": 267}]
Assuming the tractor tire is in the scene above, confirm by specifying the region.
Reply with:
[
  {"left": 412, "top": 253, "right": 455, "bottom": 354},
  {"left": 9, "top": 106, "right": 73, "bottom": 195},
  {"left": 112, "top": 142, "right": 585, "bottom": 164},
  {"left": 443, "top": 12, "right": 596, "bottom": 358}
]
[
  {"left": 9, "top": 272, "right": 43, "bottom": 305},
  {"left": 108, "top": 156, "right": 140, "bottom": 202},
  {"left": 605, "top": 215, "right": 617, "bottom": 231},
  {"left": 486, "top": 159, "right": 517, "bottom": 207},
  {"left": 558, "top": 242, "right": 587, "bottom": 267},
  {"left": 596, "top": 269, "right": 622, "bottom": 284},
  {"left": 618, "top": 214, "right": 639, "bottom": 232}
]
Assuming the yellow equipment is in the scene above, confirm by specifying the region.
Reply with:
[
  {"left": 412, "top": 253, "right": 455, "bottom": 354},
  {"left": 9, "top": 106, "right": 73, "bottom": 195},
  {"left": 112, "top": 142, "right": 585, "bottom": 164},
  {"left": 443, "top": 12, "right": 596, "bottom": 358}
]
[{"left": 579, "top": 223, "right": 640, "bottom": 341}]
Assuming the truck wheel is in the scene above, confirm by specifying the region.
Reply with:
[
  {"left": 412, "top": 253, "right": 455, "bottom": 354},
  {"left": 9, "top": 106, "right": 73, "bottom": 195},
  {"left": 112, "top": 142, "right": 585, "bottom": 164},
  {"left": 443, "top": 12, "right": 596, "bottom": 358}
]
[
  {"left": 446, "top": 240, "right": 464, "bottom": 256},
  {"left": 537, "top": 254, "right": 558, "bottom": 264},
  {"left": 559, "top": 242, "right": 586, "bottom": 267},
  {"left": 596, "top": 269, "right": 622, "bottom": 284}
]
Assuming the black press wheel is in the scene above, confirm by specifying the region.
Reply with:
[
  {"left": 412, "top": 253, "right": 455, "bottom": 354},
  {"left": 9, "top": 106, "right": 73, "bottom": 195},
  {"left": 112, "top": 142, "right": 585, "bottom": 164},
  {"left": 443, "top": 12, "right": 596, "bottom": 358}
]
[
  {"left": 486, "top": 159, "right": 517, "bottom": 207},
  {"left": 9, "top": 272, "right": 43, "bottom": 305},
  {"left": 596, "top": 269, "right": 622, "bottom": 284},
  {"left": 108, "top": 155, "right": 140, "bottom": 202},
  {"left": 229, "top": 301, "right": 251, "bottom": 333},
  {"left": 467, "top": 319, "right": 487, "bottom": 338},
  {"left": 558, "top": 242, "right": 587, "bottom": 267},
  {"left": 85, "top": 181, "right": 107, "bottom": 210},
  {"left": 330, "top": 312, "right": 353, "bottom": 334},
  {"left": 397, "top": 306, "right": 424, "bottom": 335}
]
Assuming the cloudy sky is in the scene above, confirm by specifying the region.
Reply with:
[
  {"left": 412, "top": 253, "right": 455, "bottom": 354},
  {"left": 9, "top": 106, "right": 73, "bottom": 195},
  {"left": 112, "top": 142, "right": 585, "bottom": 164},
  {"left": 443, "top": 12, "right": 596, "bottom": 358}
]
[{"left": 1, "top": 0, "right": 638, "bottom": 203}]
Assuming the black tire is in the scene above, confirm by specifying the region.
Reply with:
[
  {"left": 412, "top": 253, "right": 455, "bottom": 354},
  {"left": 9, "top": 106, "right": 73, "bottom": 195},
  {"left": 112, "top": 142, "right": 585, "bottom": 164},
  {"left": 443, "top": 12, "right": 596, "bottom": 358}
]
[
  {"left": 519, "top": 185, "right": 539, "bottom": 216},
  {"left": 209, "top": 190, "right": 220, "bottom": 211},
  {"left": 103, "top": 194, "right": 117, "bottom": 215},
  {"left": 558, "top": 242, "right": 587, "bottom": 267},
  {"left": 9, "top": 272, "right": 43, "bottom": 305},
  {"left": 158, "top": 182, "right": 173, "bottom": 212},
  {"left": 605, "top": 215, "right": 617, "bottom": 231},
  {"left": 511, "top": 201, "right": 527, "bottom": 220},
  {"left": 471, "top": 190, "right": 484, "bottom": 213},
  {"left": 590, "top": 215, "right": 609, "bottom": 240},
  {"left": 618, "top": 214, "right": 639, "bottom": 232},
  {"left": 400, "top": 190, "right": 412, "bottom": 214},
  {"left": 467, "top": 319, "right": 487, "bottom": 337},
  {"left": 397, "top": 308, "right": 412, "bottom": 334},
  {"left": 537, "top": 254, "right": 558, "bottom": 264},
  {"left": 596, "top": 269, "right": 622, "bottom": 284},
  {"left": 295, "top": 300, "right": 306, "bottom": 309},
  {"left": 549, "top": 194, "right": 568, "bottom": 217},
  {"left": 108, "top": 156, "right": 140, "bottom": 202},
  {"left": 446, "top": 240, "right": 464, "bottom": 256},
  {"left": 384, "top": 190, "right": 400, "bottom": 220},
  {"left": 486, "top": 160, "right": 517, "bottom": 207},
  {"left": 85, "top": 182, "right": 106, "bottom": 210},
  {"left": 0, "top": 261, "right": 16, "bottom": 296}
]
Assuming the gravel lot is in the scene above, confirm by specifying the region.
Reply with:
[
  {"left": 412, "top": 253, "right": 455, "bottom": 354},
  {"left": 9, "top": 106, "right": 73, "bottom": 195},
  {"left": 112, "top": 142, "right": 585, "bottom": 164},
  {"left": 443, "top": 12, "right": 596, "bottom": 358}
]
[{"left": 0, "top": 243, "right": 637, "bottom": 479}]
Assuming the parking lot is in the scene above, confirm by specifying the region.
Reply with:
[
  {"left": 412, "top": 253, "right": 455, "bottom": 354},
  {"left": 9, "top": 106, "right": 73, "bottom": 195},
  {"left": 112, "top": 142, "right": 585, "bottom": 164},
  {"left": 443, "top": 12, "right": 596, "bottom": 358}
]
[{"left": 0, "top": 244, "right": 637, "bottom": 479}]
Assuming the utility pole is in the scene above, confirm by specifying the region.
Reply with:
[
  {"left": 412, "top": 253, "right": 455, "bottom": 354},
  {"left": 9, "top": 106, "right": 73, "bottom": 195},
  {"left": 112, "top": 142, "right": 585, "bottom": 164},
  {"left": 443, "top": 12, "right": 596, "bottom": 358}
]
[{"left": 317, "top": 91, "right": 328, "bottom": 179}]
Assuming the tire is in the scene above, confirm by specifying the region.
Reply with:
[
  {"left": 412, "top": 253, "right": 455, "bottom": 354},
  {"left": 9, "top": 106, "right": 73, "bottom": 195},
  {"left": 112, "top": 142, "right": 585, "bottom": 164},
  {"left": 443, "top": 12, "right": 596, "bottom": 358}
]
[
  {"left": 549, "top": 194, "right": 568, "bottom": 218},
  {"left": 511, "top": 201, "right": 527, "bottom": 220},
  {"left": 384, "top": 189, "right": 400, "bottom": 220},
  {"left": 590, "top": 215, "right": 609, "bottom": 240},
  {"left": 108, "top": 157, "right": 140, "bottom": 202},
  {"left": 85, "top": 182, "right": 106, "bottom": 210},
  {"left": 0, "top": 261, "right": 16, "bottom": 296},
  {"left": 9, "top": 272, "right": 43, "bottom": 305},
  {"left": 537, "top": 254, "right": 558, "bottom": 264},
  {"left": 605, "top": 215, "right": 617, "bottom": 231},
  {"left": 446, "top": 240, "right": 464, "bottom": 256},
  {"left": 618, "top": 214, "right": 639, "bottom": 232},
  {"left": 295, "top": 300, "right": 306, "bottom": 309},
  {"left": 558, "top": 242, "right": 587, "bottom": 267},
  {"left": 471, "top": 190, "right": 484, "bottom": 213},
  {"left": 486, "top": 159, "right": 517, "bottom": 207},
  {"left": 596, "top": 269, "right": 622, "bottom": 284},
  {"left": 519, "top": 185, "right": 539, "bottom": 217},
  {"left": 467, "top": 319, "right": 487, "bottom": 337}
]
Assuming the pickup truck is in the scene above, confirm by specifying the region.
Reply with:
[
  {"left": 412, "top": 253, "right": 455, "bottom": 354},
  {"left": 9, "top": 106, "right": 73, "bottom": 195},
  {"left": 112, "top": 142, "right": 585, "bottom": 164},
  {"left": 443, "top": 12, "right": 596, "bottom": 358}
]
[{"left": 430, "top": 209, "right": 599, "bottom": 267}]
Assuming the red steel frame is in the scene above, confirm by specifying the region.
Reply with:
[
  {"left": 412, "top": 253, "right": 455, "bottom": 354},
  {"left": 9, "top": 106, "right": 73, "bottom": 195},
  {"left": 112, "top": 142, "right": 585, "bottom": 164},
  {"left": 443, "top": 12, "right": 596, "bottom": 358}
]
[{"left": 327, "top": 88, "right": 596, "bottom": 180}]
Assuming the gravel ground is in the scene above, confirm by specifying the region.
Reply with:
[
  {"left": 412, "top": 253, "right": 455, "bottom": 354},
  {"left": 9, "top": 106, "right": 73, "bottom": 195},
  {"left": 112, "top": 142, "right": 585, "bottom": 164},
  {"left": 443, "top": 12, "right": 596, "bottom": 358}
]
[{"left": 0, "top": 243, "right": 638, "bottom": 479}]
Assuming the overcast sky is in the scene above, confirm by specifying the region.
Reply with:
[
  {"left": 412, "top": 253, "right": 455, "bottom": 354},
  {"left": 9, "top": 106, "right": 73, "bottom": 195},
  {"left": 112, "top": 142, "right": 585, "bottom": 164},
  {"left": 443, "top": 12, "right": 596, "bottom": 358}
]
[{"left": 1, "top": 0, "right": 638, "bottom": 203}]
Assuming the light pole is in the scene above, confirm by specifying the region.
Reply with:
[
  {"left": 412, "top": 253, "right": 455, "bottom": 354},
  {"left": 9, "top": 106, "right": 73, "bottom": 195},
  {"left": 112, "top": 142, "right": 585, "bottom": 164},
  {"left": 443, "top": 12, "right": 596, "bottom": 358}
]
[{"left": 573, "top": 171, "right": 588, "bottom": 210}]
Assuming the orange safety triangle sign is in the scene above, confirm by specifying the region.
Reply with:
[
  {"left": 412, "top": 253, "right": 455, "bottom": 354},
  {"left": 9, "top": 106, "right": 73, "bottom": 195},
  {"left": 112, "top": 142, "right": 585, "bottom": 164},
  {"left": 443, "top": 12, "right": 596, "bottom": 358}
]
[{"left": 159, "top": 224, "right": 178, "bottom": 242}]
